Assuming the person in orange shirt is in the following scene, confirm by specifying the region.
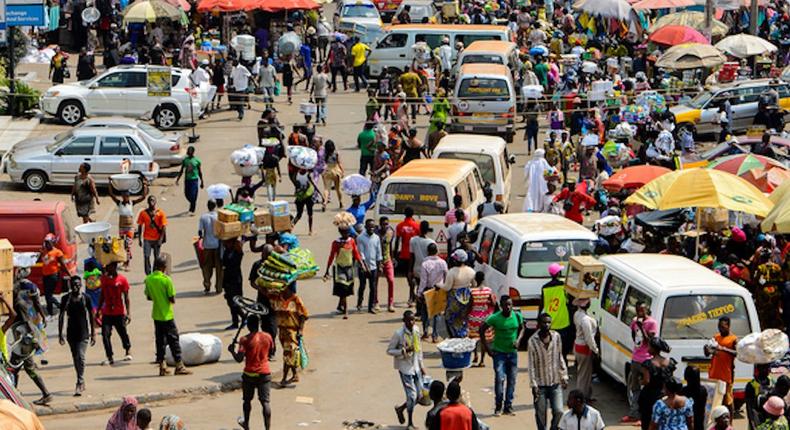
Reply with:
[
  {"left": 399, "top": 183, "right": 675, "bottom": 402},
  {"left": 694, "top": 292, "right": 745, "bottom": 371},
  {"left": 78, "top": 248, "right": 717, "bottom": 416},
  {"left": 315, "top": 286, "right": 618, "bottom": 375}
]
[
  {"left": 41, "top": 233, "right": 71, "bottom": 317},
  {"left": 136, "top": 196, "right": 167, "bottom": 275},
  {"left": 705, "top": 316, "right": 738, "bottom": 416}
]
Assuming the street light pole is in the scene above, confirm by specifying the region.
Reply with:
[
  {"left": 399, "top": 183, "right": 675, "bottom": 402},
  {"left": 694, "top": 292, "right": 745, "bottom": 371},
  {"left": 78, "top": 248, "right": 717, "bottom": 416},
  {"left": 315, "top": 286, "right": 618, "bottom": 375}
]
[{"left": 749, "top": 0, "right": 758, "bottom": 35}]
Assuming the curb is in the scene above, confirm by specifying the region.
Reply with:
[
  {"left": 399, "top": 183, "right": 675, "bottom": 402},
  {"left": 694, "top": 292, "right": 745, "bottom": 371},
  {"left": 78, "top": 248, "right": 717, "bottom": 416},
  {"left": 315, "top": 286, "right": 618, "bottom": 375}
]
[{"left": 34, "top": 378, "right": 242, "bottom": 416}]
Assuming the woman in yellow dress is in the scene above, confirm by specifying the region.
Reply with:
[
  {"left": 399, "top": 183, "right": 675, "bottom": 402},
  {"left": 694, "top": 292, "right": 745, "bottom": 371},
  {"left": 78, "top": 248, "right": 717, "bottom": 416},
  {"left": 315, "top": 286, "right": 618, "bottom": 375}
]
[{"left": 271, "top": 288, "right": 309, "bottom": 387}]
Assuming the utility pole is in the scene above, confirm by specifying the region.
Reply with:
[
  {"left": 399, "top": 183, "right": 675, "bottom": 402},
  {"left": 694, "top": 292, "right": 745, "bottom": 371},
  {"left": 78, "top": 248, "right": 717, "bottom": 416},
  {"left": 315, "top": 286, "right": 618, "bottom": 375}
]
[
  {"left": 749, "top": 0, "right": 758, "bottom": 35},
  {"left": 704, "top": 0, "right": 713, "bottom": 42},
  {"left": 8, "top": 27, "right": 14, "bottom": 117}
]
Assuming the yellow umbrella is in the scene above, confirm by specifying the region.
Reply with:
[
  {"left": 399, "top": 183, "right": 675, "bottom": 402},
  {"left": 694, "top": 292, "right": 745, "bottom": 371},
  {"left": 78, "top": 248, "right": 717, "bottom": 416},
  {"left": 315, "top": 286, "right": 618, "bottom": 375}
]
[
  {"left": 625, "top": 168, "right": 773, "bottom": 216},
  {"left": 625, "top": 168, "right": 774, "bottom": 259},
  {"left": 761, "top": 181, "right": 790, "bottom": 233},
  {"left": 123, "top": 0, "right": 182, "bottom": 23}
]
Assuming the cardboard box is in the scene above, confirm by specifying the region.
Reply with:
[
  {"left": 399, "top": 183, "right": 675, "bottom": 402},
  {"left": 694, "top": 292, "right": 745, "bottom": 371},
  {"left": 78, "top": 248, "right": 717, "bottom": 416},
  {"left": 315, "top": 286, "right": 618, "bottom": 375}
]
[
  {"left": 0, "top": 239, "right": 12, "bottom": 271},
  {"left": 94, "top": 236, "right": 128, "bottom": 267},
  {"left": 564, "top": 255, "right": 604, "bottom": 299},
  {"left": 267, "top": 200, "right": 290, "bottom": 217},
  {"left": 700, "top": 208, "right": 729, "bottom": 232},
  {"left": 214, "top": 220, "right": 243, "bottom": 240},
  {"left": 254, "top": 210, "right": 271, "bottom": 228},
  {"left": 217, "top": 209, "right": 239, "bottom": 223},
  {"left": 0, "top": 239, "right": 12, "bottom": 315},
  {"left": 272, "top": 215, "right": 292, "bottom": 232}
]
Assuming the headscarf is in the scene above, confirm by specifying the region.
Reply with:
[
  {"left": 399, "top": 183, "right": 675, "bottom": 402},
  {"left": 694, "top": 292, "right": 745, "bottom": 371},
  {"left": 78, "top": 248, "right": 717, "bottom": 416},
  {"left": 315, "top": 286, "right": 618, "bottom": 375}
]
[
  {"left": 159, "top": 415, "right": 186, "bottom": 430},
  {"left": 106, "top": 396, "right": 138, "bottom": 430},
  {"left": 451, "top": 249, "right": 468, "bottom": 263}
]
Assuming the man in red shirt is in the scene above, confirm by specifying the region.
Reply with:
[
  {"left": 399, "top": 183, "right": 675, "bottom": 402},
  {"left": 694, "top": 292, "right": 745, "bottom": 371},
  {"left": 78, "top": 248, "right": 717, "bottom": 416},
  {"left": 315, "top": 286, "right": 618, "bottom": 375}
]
[
  {"left": 229, "top": 314, "right": 274, "bottom": 430},
  {"left": 431, "top": 381, "right": 479, "bottom": 430},
  {"left": 98, "top": 262, "right": 132, "bottom": 365},
  {"left": 395, "top": 207, "right": 420, "bottom": 305},
  {"left": 553, "top": 182, "right": 596, "bottom": 224}
]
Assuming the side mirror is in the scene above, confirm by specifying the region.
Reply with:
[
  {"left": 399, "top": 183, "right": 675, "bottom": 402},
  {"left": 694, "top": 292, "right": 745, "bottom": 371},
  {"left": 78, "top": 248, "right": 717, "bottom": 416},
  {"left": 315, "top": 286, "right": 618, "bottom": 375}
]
[
  {"left": 88, "top": 82, "right": 98, "bottom": 89},
  {"left": 54, "top": 150, "right": 63, "bottom": 156}
]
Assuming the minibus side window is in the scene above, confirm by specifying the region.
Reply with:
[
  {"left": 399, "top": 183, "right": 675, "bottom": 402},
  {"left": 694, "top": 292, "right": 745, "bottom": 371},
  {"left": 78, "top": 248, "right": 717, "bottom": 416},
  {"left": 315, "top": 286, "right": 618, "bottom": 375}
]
[
  {"left": 478, "top": 228, "right": 496, "bottom": 264},
  {"left": 620, "top": 287, "right": 652, "bottom": 325},
  {"left": 490, "top": 235, "right": 512, "bottom": 274},
  {"left": 602, "top": 274, "right": 627, "bottom": 317}
]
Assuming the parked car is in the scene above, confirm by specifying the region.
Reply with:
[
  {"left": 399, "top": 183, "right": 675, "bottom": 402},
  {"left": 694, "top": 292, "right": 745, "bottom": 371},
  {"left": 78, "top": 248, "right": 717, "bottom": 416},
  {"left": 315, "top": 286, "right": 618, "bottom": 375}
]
[
  {"left": 335, "top": 0, "right": 383, "bottom": 30},
  {"left": 0, "top": 200, "right": 78, "bottom": 289},
  {"left": 4, "top": 128, "right": 159, "bottom": 193},
  {"left": 40, "top": 65, "right": 206, "bottom": 128},
  {"left": 70, "top": 118, "right": 185, "bottom": 168},
  {"left": 670, "top": 79, "right": 790, "bottom": 136},
  {"left": 393, "top": 0, "right": 439, "bottom": 23}
]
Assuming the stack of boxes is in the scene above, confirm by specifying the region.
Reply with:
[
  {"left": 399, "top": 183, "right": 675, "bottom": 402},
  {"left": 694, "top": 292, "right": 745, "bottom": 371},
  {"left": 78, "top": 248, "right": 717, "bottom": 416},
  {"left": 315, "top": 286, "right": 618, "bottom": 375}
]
[
  {"left": 0, "top": 239, "right": 12, "bottom": 315},
  {"left": 214, "top": 200, "right": 292, "bottom": 240}
]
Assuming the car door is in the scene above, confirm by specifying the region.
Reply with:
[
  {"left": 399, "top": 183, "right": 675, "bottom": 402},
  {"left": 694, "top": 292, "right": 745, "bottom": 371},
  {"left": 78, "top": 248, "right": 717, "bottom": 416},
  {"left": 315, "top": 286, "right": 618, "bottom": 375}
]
[
  {"left": 597, "top": 271, "right": 630, "bottom": 383},
  {"left": 123, "top": 71, "right": 152, "bottom": 117},
  {"left": 731, "top": 87, "right": 760, "bottom": 131},
  {"left": 474, "top": 226, "right": 500, "bottom": 289},
  {"left": 87, "top": 72, "right": 130, "bottom": 115},
  {"left": 50, "top": 136, "right": 97, "bottom": 184},
  {"left": 95, "top": 135, "right": 135, "bottom": 182},
  {"left": 488, "top": 233, "right": 513, "bottom": 301}
]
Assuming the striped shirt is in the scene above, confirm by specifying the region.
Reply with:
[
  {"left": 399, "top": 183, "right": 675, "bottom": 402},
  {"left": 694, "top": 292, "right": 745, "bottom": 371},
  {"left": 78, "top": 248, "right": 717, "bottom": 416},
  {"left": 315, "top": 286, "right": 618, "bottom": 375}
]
[{"left": 527, "top": 330, "right": 569, "bottom": 388}]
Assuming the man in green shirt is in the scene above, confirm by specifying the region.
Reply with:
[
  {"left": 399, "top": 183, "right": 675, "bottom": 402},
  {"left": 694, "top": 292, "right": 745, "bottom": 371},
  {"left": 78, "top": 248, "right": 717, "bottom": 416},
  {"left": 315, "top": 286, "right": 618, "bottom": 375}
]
[
  {"left": 480, "top": 296, "right": 524, "bottom": 416},
  {"left": 534, "top": 56, "right": 549, "bottom": 90},
  {"left": 144, "top": 256, "right": 192, "bottom": 376},
  {"left": 357, "top": 122, "right": 377, "bottom": 176},
  {"left": 175, "top": 146, "right": 204, "bottom": 215}
]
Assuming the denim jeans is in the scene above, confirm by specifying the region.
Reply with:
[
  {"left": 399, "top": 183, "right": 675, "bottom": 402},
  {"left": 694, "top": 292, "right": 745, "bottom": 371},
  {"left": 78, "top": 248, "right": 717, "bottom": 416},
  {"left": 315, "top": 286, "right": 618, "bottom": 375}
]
[
  {"left": 184, "top": 179, "right": 199, "bottom": 213},
  {"left": 416, "top": 294, "right": 441, "bottom": 335},
  {"left": 357, "top": 268, "right": 378, "bottom": 310},
  {"left": 399, "top": 372, "right": 421, "bottom": 413},
  {"left": 535, "top": 384, "right": 564, "bottom": 430},
  {"left": 142, "top": 240, "right": 161, "bottom": 275},
  {"left": 493, "top": 351, "right": 518, "bottom": 410}
]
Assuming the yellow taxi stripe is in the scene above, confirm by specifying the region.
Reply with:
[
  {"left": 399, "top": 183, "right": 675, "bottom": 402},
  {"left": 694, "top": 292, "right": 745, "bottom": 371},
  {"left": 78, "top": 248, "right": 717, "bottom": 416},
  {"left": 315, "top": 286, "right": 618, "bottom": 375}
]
[{"left": 601, "top": 333, "right": 632, "bottom": 358}]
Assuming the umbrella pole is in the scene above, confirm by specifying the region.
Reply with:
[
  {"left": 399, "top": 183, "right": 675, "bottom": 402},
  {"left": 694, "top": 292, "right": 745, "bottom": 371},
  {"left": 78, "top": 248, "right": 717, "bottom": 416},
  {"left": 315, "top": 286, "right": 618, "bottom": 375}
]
[{"left": 695, "top": 207, "right": 701, "bottom": 261}]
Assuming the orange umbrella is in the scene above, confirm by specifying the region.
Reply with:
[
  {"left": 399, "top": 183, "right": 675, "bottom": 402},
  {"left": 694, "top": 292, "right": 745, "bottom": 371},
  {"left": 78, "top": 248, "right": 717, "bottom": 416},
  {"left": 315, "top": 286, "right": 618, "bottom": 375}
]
[
  {"left": 243, "top": 0, "right": 319, "bottom": 11},
  {"left": 197, "top": 0, "right": 245, "bottom": 12},
  {"left": 741, "top": 168, "right": 790, "bottom": 193},
  {"left": 648, "top": 25, "right": 710, "bottom": 45},
  {"left": 603, "top": 165, "right": 672, "bottom": 192}
]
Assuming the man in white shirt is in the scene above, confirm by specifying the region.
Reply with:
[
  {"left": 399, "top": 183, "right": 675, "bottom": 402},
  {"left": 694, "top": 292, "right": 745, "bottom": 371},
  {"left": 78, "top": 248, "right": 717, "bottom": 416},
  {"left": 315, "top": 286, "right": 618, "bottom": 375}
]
[
  {"left": 191, "top": 60, "right": 211, "bottom": 86},
  {"left": 230, "top": 59, "right": 253, "bottom": 120},
  {"left": 572, "top": 298, "right": 599, "bottom": 402},
  {"left": 558, "top": 390, "right": 605, "bottom": 430},
  {"left": 386, "top": 311, "right": 424, "bottom": 430},
  {"left": 437, "top": 37, "right": 453, "bottom": 73},
  {"left": 309, "top": 65, "right": 330, "bottom": 125}
]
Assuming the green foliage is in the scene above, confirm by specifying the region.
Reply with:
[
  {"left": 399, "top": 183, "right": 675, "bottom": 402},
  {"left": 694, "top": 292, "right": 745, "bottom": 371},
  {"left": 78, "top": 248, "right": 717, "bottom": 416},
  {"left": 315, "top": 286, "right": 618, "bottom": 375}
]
[{"left": 0, "top": 78, "right": 40, "bottom": 115}]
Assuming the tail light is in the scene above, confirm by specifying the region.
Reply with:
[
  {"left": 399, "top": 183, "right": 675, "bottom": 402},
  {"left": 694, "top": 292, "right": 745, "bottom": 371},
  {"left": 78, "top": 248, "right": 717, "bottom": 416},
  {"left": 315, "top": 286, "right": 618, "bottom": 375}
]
[
  {"left": 169, "top": 143, "right": 180, "bottom": 152},
  {"left": 149, "top": 162, "right": 155, "bottom": 171},
  {"left": 508, "top": 287, "right": 520, "bottom": 300},
  {"left": 452, "top": 105, "right": 459, "bottom": 116},
  {"left": 501, "top": 106, "right": 515, "bottom": 119},
  {"left": 186, "top": 88, "right": 198, "bottom": 98}
]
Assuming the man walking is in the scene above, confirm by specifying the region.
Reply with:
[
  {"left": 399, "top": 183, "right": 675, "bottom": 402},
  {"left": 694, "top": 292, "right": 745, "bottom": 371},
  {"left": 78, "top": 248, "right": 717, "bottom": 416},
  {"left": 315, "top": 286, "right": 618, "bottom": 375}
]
[
  {"left": 357, "top": 122, "right": 376, "bottom": 176},
  {"left": 558, "top": 390, "right": 605, "bottom": 430},
  {"left": 621, "top": 300, "right": 657, "bottom": 424},
  {"left": 528, "top": 313, "right": 568, "bottom": 430},
  {"left": 378, "top": 217, "right": 397, "bottom": 313},
  {"left": 144, "top": 256, "right": 192, "bottom": 376},
  {"left": 395, "top": 207, "right": 420, "bottom": 305},
  {"left": 98, "top": 262, "right": 132, "bottom": 366},
  {"left": 387, "top": 310, "right": 424, "bottom": 430},
  {"left": 328, "top": 36, "right": 348, "bottom": 92},
  {"left": 419, "top": 243, "right": 447, "bottom": 343},
  {"left": 350, "top": 37, "right": 371, "bottom": 92},
  {"left": 480, "top": 296, "right": 524, "bottom": 416},
  {"left": 572, "top": 297, "right": 598, "bottom": 401},
  {"left": 705, "top": 316, "right": 738, "bottom": 416},
  {"left": 410, "top": 221, "right": 435, "bottom": 301},
  {"left": 259, "top": 57, "right": 278, "bottom": 112},
  {"left": 175, "top": 146, "right": 204, "bottom": 215},
  {"left": 40, "top": 233, "right": 71, "bottom": 317},
  {"left": 137, "top": 195, "right": 167, "bottom": 275},
  {"left": 229, "top": 314, "right": 273, "bottom": 430},
  {"left": 230, "top": 59, "right": 253, "bottom": 120},
  {"left": 356, "top": 219, "right": 382, "bottom": 313},
  {"left": 58, "top": 276, "right": 96, "bottom": 396},
  {"left": 198, "top": 200, "right": 223, "bottom": 295}
]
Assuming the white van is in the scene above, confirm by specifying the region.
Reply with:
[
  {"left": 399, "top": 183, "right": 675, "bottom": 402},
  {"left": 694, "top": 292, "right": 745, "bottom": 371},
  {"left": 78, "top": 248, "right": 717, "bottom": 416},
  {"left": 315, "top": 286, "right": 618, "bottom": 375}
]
[
  {"left": 590, "top": 253, "right": 760, "bottom": 395},
  {"left": 375, "top": 158, "right": 485, "bottom": 253},
  {"left": 470, "top": 213, "right": 598, "bottom": 329},
  {"left": 432, "top": 134, "right": 513, "bottom": 210},
  {"left": 367, "top": 24, "right": 511, "bottom": 78},
  {"left": 452, "top": 40, "right": 520, "bottom": 83},
  {"left": 451, "top": 64, "right": 517, "bottom": 143}
]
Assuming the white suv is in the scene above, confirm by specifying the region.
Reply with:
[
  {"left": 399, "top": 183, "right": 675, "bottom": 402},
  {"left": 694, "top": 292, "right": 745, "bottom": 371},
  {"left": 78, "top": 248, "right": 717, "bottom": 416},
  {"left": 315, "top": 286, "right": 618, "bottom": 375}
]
[{"left": 40, "top": 65, "right": 205, "bottom": 129}]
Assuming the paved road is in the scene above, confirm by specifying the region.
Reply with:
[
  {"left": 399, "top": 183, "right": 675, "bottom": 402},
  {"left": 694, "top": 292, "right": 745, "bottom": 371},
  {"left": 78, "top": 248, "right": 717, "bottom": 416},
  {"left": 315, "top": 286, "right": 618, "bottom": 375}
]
[{"left": 1, "top": 67, "right": 743, "bottom": 429}]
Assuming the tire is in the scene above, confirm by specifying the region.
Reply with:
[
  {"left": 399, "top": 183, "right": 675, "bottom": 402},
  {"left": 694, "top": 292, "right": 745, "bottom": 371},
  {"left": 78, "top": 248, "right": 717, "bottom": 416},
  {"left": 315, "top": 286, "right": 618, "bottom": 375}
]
[
  {"left": 155, "top": 105, "right": 180, "bottom": 129},
  {"left": 23, "top": 170, "right": 48, "bottom": 192},
  {"left": 57, "top": 101, "right": 84, "bottom": 125},
  {"left": 127, "top": 173, "right": 145, "bottom": 195}
]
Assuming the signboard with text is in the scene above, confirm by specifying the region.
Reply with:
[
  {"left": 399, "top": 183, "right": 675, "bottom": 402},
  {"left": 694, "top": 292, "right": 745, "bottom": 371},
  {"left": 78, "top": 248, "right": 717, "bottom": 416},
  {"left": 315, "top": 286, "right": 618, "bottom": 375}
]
[
  {"left": 6, "top": 0, "right": 44, "bottom": 27},
  {"left": 147, "top": 67, "right": 172, "bottom": 97}
]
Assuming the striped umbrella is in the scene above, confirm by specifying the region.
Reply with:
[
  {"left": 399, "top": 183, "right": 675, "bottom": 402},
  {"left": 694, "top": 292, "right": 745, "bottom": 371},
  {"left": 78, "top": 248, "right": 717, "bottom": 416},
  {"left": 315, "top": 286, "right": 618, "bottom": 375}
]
[{"left": 708, "top": 154, "right": 786, "bottom": 176}]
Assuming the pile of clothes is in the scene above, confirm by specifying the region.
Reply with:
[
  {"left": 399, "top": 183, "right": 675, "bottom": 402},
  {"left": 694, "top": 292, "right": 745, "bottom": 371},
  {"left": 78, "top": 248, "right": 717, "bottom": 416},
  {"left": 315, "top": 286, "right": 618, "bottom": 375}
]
[{"left": 254, "top": 249, "right": 319, "bottom": 292}]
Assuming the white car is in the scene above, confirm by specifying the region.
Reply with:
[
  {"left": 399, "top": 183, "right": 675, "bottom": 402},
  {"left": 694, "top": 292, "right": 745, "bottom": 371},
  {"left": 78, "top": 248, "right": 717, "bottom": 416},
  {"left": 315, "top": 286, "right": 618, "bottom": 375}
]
[
  {"left": 335, "top": 0, "right": 383, "bottom": 29},
  {"left": 4, "top": 128, "right": 159, "bottom": 193},
  {"left": 40, "top": 65, "right": 206, "bottom": 128}
]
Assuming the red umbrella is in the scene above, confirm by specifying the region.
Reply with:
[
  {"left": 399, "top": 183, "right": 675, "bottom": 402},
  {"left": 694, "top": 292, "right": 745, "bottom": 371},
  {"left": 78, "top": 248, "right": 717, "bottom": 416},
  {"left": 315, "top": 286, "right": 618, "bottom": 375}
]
[
  {"left": 243, "top": 0, "right": 319, "bottom": 11},
  {"left": 197, "top": 0, "right": 244, "bottom": 12},
  {"left": 648, "top": 25, "right": 710, "bottom": 46},
  {"left": 164, "top": 0, "right": 191, "bottom": 11},
  {"left": 603, "top": 165, "right": 672, "bottom": 192},
  {"left": 708, "top": 154, "right": 785, "bottom": 176},
  {"left": 741, "top": 168, "right": 790, "bottom": 193}
]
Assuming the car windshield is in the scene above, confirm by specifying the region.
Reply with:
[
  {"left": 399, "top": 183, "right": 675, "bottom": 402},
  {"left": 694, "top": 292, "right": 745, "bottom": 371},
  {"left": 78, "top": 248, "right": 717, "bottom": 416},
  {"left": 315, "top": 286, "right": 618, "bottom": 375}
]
[
  {"left": 518, "top": 240, "right": 596, "bottom": 278},
  {"left": 437, "top": 152, "right": 496, "bottom": 184},
  {"left": 661, "top": 295, "right": 751, "bottom": 339},
  {"left": 343, "top": 4, "right": 378, "bottom": 18},
  {"left": 138, "top": 123, "right": 166, "bottom": 139},
  {"left": 687, "top": 91, "right": 713, "bottom": 109},
  {"left": 46, "top": 131, "right": 74, "bottom": 152}
]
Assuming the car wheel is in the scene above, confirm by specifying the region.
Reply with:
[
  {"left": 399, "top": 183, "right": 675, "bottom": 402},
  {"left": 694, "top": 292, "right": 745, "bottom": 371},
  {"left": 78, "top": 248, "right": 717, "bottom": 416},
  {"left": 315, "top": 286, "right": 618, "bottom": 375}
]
[
  {"left": 23, "top": 170, "right": 47, "bottom": 192},
  {"left": 127, "top": 174, "right": 145, "bottom": 195},
  {"left": 156, "top": 105, "right": 179, "bottom": 129},
  {"left": 58, "top": 101, "right": 84, "bottom": 125}
]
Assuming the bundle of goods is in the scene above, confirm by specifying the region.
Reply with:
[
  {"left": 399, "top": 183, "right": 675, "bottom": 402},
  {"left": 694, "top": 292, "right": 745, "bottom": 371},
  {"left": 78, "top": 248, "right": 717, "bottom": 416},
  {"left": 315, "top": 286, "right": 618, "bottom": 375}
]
[
  {"left": 165, "top": 333, "right": 222, "bottom": 366},
  {"left": 287, "top": 146, "right": 318, "bottom": 170},
  {"left": 737, "top": 329, "right": 789, "bottom": 364},
  {"left": 277, "top": 31, "right": 302, "bottom": 60},
  {"left": 93, "top": 236, "right": 127, "bottom": 266},
  {"left": 268, "top": 200, "right": 291, "bottom": 232},
  {"left": 206, "top": 183, "right": 233, "bottom": 202},
  {"left": 621, "top": 104, "right": 651, "bottom": 124},
  {"left": 254, "top": 249, "right": 319, "bottom": 292},
  {"left": 436, "top": 338, "right": 477, "bottom": 369},
  {"left": 230, "top": 145, "right": 262, "bottom": 177},
  {"left": 341, "top": 174, "right": 372, "bottom": 196},
  {"left": 215, "top": 202, "right": 274, "bottom": 240},
  {"left": 634, "top": 91, "right": 667, "bottom": 114},
  {"left": 333, "top": 212, "right": 357, "bottom": 229}
]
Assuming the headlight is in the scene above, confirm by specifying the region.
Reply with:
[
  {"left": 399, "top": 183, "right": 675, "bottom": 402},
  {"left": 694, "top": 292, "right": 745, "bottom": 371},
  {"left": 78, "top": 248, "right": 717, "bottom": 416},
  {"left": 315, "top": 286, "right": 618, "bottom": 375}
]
[{"left": 44, "top": 90, "right": 60, "bottom": 98}]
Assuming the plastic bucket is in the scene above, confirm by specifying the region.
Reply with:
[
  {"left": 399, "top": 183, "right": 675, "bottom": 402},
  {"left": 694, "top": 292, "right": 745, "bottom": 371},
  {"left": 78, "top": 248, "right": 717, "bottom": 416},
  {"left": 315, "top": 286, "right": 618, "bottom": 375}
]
[{"left": 439, "top": 350, "right": 472, "bottom": 369}]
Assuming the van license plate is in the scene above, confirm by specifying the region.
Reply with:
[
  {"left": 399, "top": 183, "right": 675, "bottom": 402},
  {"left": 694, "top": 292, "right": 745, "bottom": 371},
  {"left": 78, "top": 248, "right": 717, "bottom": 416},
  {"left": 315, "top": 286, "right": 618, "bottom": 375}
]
[
  {"left": 497, "top": 126, "right": 506, "bottom": 132},
  {"left": 464, "top": 126, "right": 473, "bottom": 131}
]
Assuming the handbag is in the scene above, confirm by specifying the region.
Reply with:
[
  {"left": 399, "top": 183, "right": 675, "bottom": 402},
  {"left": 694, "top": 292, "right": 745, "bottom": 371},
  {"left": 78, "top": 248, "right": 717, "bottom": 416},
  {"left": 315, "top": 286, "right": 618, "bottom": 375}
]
[
  {"left": 274, "top": 81, "right": 282, "bottom": 96},
  {"left": 298, "top": 335, "right": 309, "bottom": 369}
]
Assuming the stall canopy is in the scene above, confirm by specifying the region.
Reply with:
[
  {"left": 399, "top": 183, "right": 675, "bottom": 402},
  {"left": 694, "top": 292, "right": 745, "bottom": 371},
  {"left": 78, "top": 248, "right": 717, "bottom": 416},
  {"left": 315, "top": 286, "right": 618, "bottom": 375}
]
[
  {"left": 650, "top": 11, "right": 729, "bottom": 37},
  {"left": 648, "top": 25, "right": 709, "bottom": 46},
  {"left": 633, "top": 0, "right": 695, "bottom": 10},
  {"left": 634, "top": 208, "right": 689, "bottom": 231},
  {"left": 655, "top": 42, "right": 726, "bottom": 70},
  {"left": 573, "top": 0, "right": 634, "bottom": 21},
  {"left": 715, "top": 34, "right": 778, "bottom": 58},
  {"left": 243, "top": 0, "right": 320, "bottom": 11},
  {"left": 196, "top": 0, "right": 246, "bottom": 12},
  {"left": 603, "top": 165, "right": 672, "bottom": 192},
  {"left": 123, "top": 0, "right": 184, "bottom": 22},
  {"left": 761, "top": 181, "right": 790, "bottom": 233}
]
